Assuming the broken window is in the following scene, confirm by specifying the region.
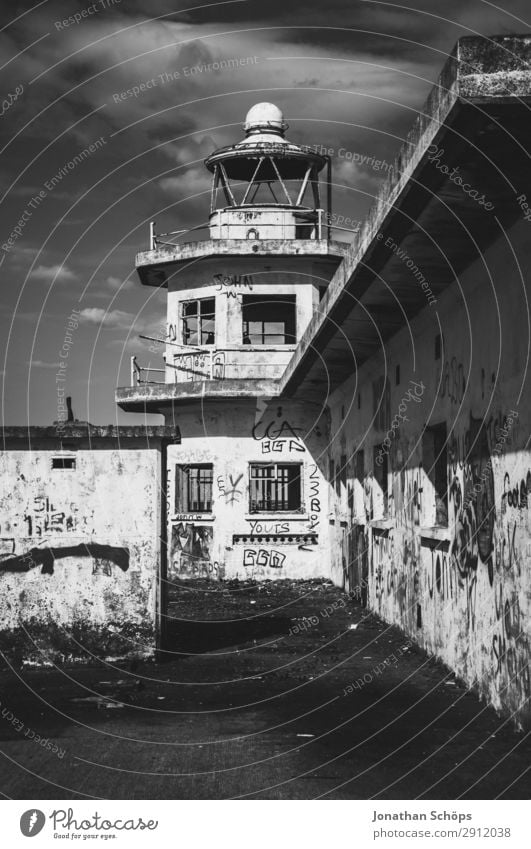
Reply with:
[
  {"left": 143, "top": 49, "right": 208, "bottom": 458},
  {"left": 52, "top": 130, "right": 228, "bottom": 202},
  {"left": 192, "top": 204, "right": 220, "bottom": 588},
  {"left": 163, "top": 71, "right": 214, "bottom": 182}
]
[
  {"left": 249, "top": 463, "right": 302, "bottom": 512},
  {"left": 242, "top": 295, "right": 296, "bottom": 345},
  {"left": 182, "top": 298, "right": 215, "bottom": 346},
  {"left": 423, "top": 422, "right": 448, "bottom": 526},
  {"left": 175, "top": 464, "right": 213, "bottom": 513}
]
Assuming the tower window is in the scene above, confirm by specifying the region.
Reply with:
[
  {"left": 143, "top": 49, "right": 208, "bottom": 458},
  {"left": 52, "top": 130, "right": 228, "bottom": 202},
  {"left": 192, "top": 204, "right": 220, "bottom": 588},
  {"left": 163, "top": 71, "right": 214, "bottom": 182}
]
[
  {"left": 242, "top": 295, "right": 296, "bottom": 345},
  {"left": 182, "top": 298, "right": 215, "bottom": 346},
  {"left": 175, "top": 464, "right": 213, "bottom": 513},
  {"left": 249, "top": 463, "right": 302, "bottom": 512}
]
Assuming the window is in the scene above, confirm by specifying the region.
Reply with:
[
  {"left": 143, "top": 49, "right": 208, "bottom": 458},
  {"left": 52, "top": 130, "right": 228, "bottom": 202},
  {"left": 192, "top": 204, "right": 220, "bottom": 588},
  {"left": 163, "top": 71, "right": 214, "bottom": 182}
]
[
  {"left": 355, "top": 450, "right": 364, "bottom": 483},
  {"left": 52, "top": 457, "right": 75, "bottom": 470},
  {"left": 373, "top": 445, "right": 388, "bottom": 516},
  {"left": 175, "top": 464, "right": 213, "bottom": 513},
  {"left": 423, "top": 423, "right": 448, "bottom": 526},
  {"left": 182, "top": 298, "right": 215, "bottom": 346},
  {"left": 242, "top": 295, "right": 296, "bottom": 345},
  {"left": 249, "top": 463, "right": 302, "bottom": 512}
]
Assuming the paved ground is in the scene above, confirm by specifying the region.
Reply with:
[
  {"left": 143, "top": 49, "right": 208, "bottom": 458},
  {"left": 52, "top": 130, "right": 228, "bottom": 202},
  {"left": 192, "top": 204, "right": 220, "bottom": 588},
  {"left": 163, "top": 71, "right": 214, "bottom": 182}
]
[{"left": 0, "top": 579, "right": 529, "bottom": 799}]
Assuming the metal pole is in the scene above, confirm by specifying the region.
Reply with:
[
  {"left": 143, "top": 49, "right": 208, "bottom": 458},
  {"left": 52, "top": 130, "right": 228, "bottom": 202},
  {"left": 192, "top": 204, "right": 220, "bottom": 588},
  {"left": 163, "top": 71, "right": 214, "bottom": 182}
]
[{"left": 326, "top": 156, "right": 332, "bottom": 241}]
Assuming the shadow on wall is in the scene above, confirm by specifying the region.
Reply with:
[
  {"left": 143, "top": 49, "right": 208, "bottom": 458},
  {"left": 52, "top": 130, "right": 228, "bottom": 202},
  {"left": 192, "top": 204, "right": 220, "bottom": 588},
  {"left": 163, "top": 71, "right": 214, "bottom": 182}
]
[{"left": 0, "top": 544, "right": 130, "bottom": 574}]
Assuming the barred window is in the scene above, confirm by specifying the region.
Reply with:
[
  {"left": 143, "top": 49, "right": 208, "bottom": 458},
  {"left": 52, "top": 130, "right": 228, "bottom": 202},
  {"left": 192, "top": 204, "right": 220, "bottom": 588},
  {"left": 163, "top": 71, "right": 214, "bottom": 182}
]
[
  {"left": 249, "top": 463, "right": 302, "bottom": 512},
  {"left": 175, "top": 464, "right": 213, "bottom": 513}
]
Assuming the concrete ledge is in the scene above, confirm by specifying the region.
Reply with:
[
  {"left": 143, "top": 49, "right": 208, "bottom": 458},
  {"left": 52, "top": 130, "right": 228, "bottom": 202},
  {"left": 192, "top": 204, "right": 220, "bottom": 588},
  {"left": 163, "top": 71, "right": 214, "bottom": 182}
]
[
  {"left": 0, "top": 424, "right": 179, "bottom": 448},
  {"left": 115, "top": 378, "right": 281, "bottom": 411},
  {"left": 136, "top": 238, "right": 347, "bottom": 277}
]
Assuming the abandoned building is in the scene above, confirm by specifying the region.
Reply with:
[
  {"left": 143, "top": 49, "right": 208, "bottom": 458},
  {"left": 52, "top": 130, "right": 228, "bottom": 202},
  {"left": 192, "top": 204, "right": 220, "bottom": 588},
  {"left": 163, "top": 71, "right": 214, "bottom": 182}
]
[{"left": 1, "top": 34, "right": 530, "bottom": 732}]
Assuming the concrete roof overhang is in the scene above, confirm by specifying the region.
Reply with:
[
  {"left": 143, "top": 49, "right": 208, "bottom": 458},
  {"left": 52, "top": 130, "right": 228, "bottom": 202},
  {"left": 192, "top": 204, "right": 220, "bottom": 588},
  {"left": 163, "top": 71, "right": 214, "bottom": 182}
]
[
  {"left": 116, "top": 379, "right": 281, "bottom": 414},
  {"left": 280, "top": 34, "right": 531, "bottom": 400},
  {"left": 0, "top": 424, "right": 180, "bottom": 449},
  {"left": 135, "top": 239, "right": 347, "bottom": 287}
]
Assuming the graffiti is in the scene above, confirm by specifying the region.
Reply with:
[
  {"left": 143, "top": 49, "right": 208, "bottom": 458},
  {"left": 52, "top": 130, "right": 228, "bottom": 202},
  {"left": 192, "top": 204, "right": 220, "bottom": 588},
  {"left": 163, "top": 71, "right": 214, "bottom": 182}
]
[
  {"left": 440, "top": 356, "right": 466, "bottom": 405},
  {"left": 501, "top": 471, "right": 531, "bottom": 513},
  {"left": 252, "top": 418, "right": 303, "bottom": 442},
  {"left": 212, "top": 351, "right": 225, "bottom": 380},
  {"left": 213, "top": 273, "right": 254, "bottom": 296},
  {"left": 23, "top": 496, "right": 78, "bottom": 537},
  {"left": 307, "top": 463, "right": 321, "bottom": 532},
  {"left": 180, "top": 352, "right": 209, "bottom": 381},
  {"left": 170, "top": 523, "right": 217, "bottom": 577},
  {"left": 252, "top": 414, "right": 305, "bottom": 454},
  {"left": 448, "top": 416, "right": 496, "bottom": 591},
  {"left": 494, "top": 521, "right": 518, "bottom": 575},
  {"left": 167, "top": 323, "right": 178, "bottom": 342},
  {"left": 174, "top": 513, "right": 214, "bottom": 522},
  {"left": 0, "top": 544, "right": 129, "bottom": 575},
  {"left": 261, "top": 439, "right": 305, "bottom": 453},
  {"left": 170, "top": 558, "right": 223, "bottom": 579},
  {"left": 217, "top": 473, "right": 244, "bottom": 504},
  {"left": 428, "top": 549, "right": 454, "bottom": 601},
  {"left": 247, "top": 520, "right": 289, "bottom": 536},
  {"left": 243, "top": 548, "right": 286, "bottom": 569},
  {"left": 492, "top": 588, "right": 531, "bottom": 707}
]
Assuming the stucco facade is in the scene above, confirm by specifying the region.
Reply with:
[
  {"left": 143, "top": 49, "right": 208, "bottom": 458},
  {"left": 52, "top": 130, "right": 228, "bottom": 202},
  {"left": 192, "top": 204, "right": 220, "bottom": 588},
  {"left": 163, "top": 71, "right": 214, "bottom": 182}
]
[{"left": 0, "top": 427, "right": 172, "bottom": 661}]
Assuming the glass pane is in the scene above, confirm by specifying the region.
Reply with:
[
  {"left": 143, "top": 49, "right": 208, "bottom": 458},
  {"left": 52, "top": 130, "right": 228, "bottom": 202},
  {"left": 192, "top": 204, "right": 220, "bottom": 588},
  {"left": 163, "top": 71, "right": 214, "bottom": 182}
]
[{"left": 183, "top": 317, "right": 198, "bottom": 346}]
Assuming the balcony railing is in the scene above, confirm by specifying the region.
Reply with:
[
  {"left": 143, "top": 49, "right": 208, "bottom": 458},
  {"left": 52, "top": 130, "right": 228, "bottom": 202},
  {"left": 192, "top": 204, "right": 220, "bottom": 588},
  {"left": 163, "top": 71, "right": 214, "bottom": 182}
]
[
  {"left": 147, "top": 215, "right": 357, "bottom": 249},
  {"left": 130, "top": 348, "right": 294, "bottom": 386}
]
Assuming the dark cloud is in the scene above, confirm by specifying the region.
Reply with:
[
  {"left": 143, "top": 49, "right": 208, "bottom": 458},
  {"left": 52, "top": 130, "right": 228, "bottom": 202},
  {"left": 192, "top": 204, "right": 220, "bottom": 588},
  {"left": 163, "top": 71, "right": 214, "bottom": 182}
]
[{"left": 0, "top": 0, "right": 529, "bottom": 423}]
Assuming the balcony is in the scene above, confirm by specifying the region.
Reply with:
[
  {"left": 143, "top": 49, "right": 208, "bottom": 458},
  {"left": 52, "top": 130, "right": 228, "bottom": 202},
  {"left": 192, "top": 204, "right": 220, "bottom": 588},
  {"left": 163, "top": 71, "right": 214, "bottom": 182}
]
[{"left": 130, "top": 346, "right": 294, "bottom": 386}]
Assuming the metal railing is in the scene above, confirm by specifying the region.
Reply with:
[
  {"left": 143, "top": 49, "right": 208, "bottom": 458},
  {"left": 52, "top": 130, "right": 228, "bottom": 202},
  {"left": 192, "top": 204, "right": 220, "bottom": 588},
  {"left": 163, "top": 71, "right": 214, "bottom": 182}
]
[
  {"left": 147, "top": 214, "right": 357, "bottom": 249},
  {"left": 130, "top": 349, "right": 294, "bottom": 387}
]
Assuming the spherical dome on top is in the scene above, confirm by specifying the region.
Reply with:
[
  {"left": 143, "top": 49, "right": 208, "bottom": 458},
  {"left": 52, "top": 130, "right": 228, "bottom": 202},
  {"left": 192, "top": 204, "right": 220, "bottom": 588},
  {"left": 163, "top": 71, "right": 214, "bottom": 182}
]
[{"left": 244, "top": 102, "right": 287, "bottom": 134}]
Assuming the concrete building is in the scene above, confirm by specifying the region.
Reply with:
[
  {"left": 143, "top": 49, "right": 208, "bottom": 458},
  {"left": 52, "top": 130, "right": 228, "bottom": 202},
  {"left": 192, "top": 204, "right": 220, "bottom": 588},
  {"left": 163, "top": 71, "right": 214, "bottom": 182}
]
[{"left": 1, "top": 35, "right": 530, "bottom": 729}]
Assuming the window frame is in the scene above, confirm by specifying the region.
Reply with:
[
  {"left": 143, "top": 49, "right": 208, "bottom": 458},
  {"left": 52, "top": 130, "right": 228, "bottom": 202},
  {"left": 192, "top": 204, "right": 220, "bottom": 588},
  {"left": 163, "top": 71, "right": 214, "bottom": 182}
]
[
  {"left": 181, "top": 297, "right": 216, "bottom": 347},
  {"left": 175, "top": 463, "right": 214, "bottom": 514},
  {"left": 248, "top": 461, "right": 303, "bottom": 513},
  {"left": 241, "top": 294, "right": 296, "bottom": 346}
]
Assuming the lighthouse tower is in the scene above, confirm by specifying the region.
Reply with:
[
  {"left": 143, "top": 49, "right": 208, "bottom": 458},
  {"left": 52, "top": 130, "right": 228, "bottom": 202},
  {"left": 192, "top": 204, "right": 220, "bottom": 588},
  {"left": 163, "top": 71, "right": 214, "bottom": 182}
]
[{"left": 116, "top": 103, "right": 346, "bottom": 585}]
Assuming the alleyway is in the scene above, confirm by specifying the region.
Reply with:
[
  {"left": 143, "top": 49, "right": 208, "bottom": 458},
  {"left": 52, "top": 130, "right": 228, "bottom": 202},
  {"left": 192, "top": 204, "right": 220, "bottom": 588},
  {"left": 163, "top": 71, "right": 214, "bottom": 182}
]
[{"left": 0, "top": 580, "right": 529, "bottom": 799}]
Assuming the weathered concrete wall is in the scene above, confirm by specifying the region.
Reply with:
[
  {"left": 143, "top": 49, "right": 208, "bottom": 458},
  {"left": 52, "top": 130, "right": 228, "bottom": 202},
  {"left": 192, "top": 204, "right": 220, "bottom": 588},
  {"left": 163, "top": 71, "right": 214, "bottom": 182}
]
[
  {"left": 0, "top": 445, "right": 162, "bottom": 661},
  {"left": 164, "top": 399, "right": 330, "bottom": 581},
  {"left": 164, "top": 257, "right": 320, "bottom": 383},
  {"left": 326, "top": 216, "right": 531, "bottom": 729}
]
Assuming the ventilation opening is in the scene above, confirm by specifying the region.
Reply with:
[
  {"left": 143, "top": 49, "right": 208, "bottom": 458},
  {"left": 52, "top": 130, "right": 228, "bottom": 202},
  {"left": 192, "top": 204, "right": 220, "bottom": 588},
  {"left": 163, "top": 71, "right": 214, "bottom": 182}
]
[{"left": 52, "top": 457, "right": 76, "bottom": 470}]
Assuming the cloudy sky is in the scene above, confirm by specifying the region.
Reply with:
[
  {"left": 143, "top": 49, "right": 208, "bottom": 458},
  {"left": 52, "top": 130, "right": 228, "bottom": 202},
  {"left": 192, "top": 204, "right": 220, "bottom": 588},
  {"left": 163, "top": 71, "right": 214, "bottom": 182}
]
[{"left": 0, "top": 0, "right": 528, "bottom": 426}]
